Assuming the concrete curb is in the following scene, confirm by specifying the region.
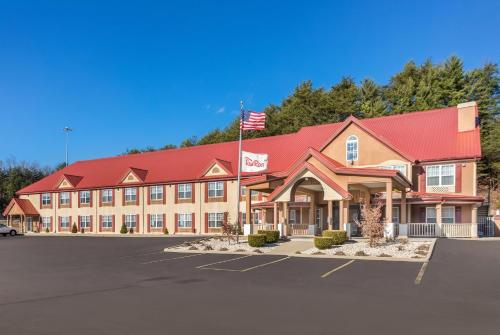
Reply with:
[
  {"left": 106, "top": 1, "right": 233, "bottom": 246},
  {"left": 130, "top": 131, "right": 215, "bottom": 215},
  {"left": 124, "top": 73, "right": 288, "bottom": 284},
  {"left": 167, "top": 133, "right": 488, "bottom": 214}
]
[{"left": 24, "top": 233, "right": 203, "bottom": 238}]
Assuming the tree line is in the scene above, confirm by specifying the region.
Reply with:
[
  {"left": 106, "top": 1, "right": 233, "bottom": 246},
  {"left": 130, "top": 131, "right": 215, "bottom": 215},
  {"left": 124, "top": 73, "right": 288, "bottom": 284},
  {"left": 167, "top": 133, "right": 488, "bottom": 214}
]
[{"left": 127, "top": 56, "right": 499, "bottom": 196}]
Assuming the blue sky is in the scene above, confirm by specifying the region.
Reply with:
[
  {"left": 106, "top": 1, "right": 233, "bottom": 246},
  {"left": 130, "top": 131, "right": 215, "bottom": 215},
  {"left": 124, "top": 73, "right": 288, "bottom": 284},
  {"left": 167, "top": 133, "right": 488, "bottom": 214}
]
[{"left": 0, "top": 0, "right": 498, "bottom": 167}]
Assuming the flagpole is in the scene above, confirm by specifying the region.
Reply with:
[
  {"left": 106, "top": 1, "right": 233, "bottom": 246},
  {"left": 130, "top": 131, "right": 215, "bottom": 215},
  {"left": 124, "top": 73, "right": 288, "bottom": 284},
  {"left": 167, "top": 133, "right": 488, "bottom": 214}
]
[{"left": 236, "top": 100, "right": 244, "bottom": 244}]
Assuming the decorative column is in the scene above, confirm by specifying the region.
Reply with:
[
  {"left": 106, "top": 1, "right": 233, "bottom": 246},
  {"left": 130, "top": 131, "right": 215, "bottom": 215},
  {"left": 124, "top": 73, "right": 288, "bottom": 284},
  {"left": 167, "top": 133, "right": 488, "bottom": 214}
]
[
  {"left": 244, "top": 190, "right": 253, "bottom": 235},
  {"left": 339, "top": 200, "right": 344, "bottom": 230},
  {"left": 327, "top": 200, "right": 333, "bottom": 230},
  {"left": 436, "top": 203, "right": 442, "bottom": 237},
  {"left": 385, "top": 181, "right": 394, "bottom": 238},
  {"left": 273, "top": 202, "right": 278, "bottom": 229},
  {"left": 399, "top": 189, "right": 408, "bottom": 236},
  {"left": 471, "top": 205, "right": 478, "bottom": 238}
]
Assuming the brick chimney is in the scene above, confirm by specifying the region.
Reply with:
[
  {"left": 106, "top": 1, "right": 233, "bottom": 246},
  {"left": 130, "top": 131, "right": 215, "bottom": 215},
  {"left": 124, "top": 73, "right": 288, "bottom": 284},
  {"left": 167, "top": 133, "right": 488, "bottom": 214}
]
[{"left": 457, "top": 101, "right": 478, "bottom": 132}]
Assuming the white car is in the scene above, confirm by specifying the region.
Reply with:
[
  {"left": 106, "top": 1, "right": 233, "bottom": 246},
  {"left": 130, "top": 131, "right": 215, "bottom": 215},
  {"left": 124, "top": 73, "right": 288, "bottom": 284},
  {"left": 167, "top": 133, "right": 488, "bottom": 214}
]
[{"left": 0, "top": 223, "right": 17, "bottom": 236}]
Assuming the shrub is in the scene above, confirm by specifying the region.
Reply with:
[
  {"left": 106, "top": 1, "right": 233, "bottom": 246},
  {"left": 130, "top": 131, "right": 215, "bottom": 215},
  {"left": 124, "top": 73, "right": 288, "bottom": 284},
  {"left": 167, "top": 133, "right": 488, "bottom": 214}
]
[
  {"left": 314, "top": 237, "right": 334, "bottom": 250},
  {"left": 45, "top": 228, "right": 49, "bottom": 233},
  {"left": 163, "top": 228, "right": 169, "bottom": 235},
  {"left": 355, "top": 251, "right": 368, "bottom": 256},
  {"left": 335, "top": 251, "right": 346, "bottom": 256},
  {"left": 71, "top": 223, "right": 78, "bottom": 234},
  {"left": 322, "top": 230, "right": 347, "bottom": 245},
  {"left": 129, "top": 227, "right": 134, "bottom": 234},
  {"left": 120, "top": 223, "right": 128, "bottom": 234},
  {"left": 248, "top": 234, "right": 266, "bottom": 247},
  {"left": 80, "top": 228, "right": 85, "bottom": 234},
  {"left": 257, "top": 230, "right": 280, "bottom": 243}
]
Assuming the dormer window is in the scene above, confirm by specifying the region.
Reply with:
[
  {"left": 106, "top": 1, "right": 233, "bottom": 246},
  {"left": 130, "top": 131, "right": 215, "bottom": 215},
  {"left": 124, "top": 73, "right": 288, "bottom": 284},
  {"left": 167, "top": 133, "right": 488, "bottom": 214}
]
[{"left": 346, "top": 135, "right": 358, "bottom": 161}]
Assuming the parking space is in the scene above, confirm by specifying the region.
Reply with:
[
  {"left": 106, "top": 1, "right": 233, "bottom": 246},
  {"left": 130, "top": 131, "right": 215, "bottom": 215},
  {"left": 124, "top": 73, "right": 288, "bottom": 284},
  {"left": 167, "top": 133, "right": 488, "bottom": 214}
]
[{"left": 1, "top": 236, "right": 499, "bottom": 335}]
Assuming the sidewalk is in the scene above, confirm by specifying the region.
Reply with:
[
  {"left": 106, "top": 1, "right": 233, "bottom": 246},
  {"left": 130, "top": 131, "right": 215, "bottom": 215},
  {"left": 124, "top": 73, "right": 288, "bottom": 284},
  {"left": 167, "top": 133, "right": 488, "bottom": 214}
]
[{"left": 268, "top": 238, "right": 313, "bottom": 254}]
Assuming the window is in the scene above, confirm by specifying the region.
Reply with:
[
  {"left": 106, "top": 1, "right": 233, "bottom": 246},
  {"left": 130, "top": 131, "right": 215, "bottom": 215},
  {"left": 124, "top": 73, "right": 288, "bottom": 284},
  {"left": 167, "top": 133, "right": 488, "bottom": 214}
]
[
  {"left": 178, "top": 213, "right": 192, "bottom": 228},
  {"left": 426, "top": 164, "right": 455, "bottom": 186},
  {"left": 60, "top": 216, "right": 70, "bottom": 228},
  {"left": 426, "top": 207, "right": 436, "bottom": 224},
  {"left": 125, "top": 188, "right": 137, "bottom": 202},
  {"left": 101, "top": 189, "right": 113, "bottom": 204},
  {"left": 240, "top": 186, "right": 247, "bottom": 196},
  {"left": 315, "top": 208, "right": 322, "bottom": 225},
  {"left": 124, "top": 214, "right": 137, "bottom": 228},
  {"left": 178, "top": 184, "right": 192, "bottom": 199},
  {"left": 59, "top": 192, "right": 70, "bottom": 206},
  {"left": 102, "top": 215, "right": 113, "bottom": 228},
  {"left": 80, "top": 191, "right": 91, "bottom": 205},
  {"left": 442, "top": 206, "right": 455, "bottom": 224},
  {"left": 150, "top": 214, "right": 163, "bottom": 228},
  {"left": 41, "top": 193, "right": 51, "bottom": 206},
  {"left": 392, "top": 207, "right": 400, "bottom": 223},
  {"left": 79, "top": 216, "right": 91, "bottom": 228},
  {"left": 42, "top": 217, "right": 51, "bottom": 229},
  {"left": 150, "top": 186, "right": 163, "bottom": 201},
  {"left": 208, "top": 213, "right": 224, "bottom": 228},
  {"left": 379, "top": 165, "right": 406, "bottom": 176},
  {"left": 346, "top": 135, "right": 358, "bottom": 161},
  {"left": 289, "top": 210, "right": 297, "bottom": 224},
  {"left": 208, "top": 181, "right": 224, "bottom": 198}
]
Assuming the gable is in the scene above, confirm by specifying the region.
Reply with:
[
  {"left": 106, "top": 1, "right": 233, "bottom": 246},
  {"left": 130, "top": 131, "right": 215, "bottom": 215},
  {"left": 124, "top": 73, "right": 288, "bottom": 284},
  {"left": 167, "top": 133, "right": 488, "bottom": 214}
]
[
  {"left": 321, "top": 122, "right": 409, "bottom": 167},
  {"left": 121, "top": 171, "right": 141, "bottom": 183},
  {"left": 203, "top": 163, "right": 229, "bottom": 177},
  {"left": 57, "top": 178, "right": 73, "bottom": 189}
]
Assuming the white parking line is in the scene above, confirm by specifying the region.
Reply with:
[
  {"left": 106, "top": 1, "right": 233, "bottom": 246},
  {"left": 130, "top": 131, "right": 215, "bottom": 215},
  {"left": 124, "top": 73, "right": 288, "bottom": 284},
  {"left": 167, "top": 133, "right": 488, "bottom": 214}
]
[
  {"left": 120, "top": 251, "right": 165, "bottom": 259},
  {"left": 196, "top": 255, "right": 253, "bottom": 269},
  {"left": 321, "top": 260, "right": 355, "bottom": 278},
  {"left": 142, "top": 253, "right": 203, "bottom": 265},
  {"left": 240, "top": 257, "right": 291, "bottom": 272},
  {"left": 415, "top": 262, "right": 428, "bottom": 285}
]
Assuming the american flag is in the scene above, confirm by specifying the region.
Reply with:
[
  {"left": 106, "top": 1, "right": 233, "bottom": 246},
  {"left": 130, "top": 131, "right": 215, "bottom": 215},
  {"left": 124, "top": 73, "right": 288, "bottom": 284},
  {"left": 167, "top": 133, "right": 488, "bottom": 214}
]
[{"left": 240, "top": 110, "right": 266, "bottom": 130}]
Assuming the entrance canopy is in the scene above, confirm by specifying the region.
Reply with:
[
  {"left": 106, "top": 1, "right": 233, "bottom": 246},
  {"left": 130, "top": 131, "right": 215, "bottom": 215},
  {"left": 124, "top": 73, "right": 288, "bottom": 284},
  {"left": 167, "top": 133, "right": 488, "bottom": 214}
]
[{"left": 2, "top": 198, "right": 39, "bottom": 217}]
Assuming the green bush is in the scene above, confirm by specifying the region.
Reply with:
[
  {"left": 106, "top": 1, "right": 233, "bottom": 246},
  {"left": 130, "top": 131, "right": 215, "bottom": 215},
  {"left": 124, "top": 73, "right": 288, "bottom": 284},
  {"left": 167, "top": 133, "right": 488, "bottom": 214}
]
[
  {"left": 314, "top": 237, "right": 334, "bottom": 250},
  {"left": 257, "top": 230, "right": 280, "bottom": 243},
  {"left": 248, "top": 234, "right": 266, "bottom": 247},
  {"left": 80, "top": 228, "right": 85, "bottom": 234},
  {"left": 163, "top": 228, "right": 169, "bottom": 235},
  {"left": 45, "top": 228, "right": 49, "bottom": 233},
  {"left": 71, "top": 223, "right": 78, "bottom": 234},
  {"left": 322, "top": 230, "right": 347, "bottom": 245},
  {"left": 129, "top": 227, "right": 134, "bottom": 234},
  {"left": 120, "top": 223, "right": 128, "bottom": 234}
]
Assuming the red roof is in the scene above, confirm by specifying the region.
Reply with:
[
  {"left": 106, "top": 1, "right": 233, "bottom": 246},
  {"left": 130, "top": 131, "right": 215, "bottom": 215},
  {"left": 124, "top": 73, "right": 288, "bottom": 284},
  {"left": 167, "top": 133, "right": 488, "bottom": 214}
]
[
  {"left": 17, "top": 105, "right": 481, "bottom": 194},
  {"left": 2, "top": 198, "right": 39, "bottom": 216}
]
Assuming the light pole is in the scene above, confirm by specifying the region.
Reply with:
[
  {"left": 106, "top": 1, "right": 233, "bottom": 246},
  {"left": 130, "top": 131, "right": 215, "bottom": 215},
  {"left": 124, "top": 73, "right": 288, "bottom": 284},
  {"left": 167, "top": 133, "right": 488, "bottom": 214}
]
[{"left": 63, "top": 127, "right": 73, "bottom": 166}]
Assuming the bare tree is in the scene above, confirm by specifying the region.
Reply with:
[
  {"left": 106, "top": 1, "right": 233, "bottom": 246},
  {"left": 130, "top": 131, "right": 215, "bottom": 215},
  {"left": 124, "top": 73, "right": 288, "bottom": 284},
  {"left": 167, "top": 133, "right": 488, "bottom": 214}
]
[
  {"left": 221, "top": 212, "right": 235, "bottom": 244},
  {"left": 359, "top": 197, "right": 384, "bottom": 247}
]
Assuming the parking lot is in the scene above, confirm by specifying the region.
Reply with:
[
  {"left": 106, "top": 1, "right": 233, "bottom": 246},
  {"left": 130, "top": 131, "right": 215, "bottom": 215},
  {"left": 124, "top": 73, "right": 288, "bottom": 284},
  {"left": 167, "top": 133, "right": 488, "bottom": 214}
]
[{"left": 1, "top": 236, "right": 499, "bottom": 334}]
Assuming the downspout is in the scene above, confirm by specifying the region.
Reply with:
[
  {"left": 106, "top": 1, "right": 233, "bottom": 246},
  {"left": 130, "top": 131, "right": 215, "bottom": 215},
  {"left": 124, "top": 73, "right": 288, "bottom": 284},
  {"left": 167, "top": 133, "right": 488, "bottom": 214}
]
[
  {"left": 199, "top": 182, "right": 202, "bottom": 235},
  {"left": 142, "top": 186, "right": 145, "bottom": 234}
]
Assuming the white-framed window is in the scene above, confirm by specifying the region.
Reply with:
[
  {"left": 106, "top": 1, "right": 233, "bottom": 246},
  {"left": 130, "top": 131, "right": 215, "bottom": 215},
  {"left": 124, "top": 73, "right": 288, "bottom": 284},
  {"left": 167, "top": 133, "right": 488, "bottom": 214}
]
[
  {"left": 426, "top": 164, "right": 455, "bottom": 186},
  {"left": 42, "top": 217, "right": 51, "bottom": 229},
  {"left": 150, "top": 214, "right": 163, "bottom": 228},
  {"left": 102, "top": 215, "right": 113, "bottom": 228},
  {"left": 124, "top": 214, "right": 137, "bottom": 228},
  {"left": 442, "top": 206, "right": 455, "bottom": 224},
  {"left": 60, "top": 216, "right": 70, "bottom": 228},
  {"left": 79, "top": 215, "right": 91, "bottom": 228},
  {"left": 178, "top": 213, "right": 192, "bottom": 228},
  {"left": 208, "top": 213, "right": 224, "bottom": 228},
  {"left": 208, "top": 181, "right": 224, "bottom": 198},
  {"left": 125, "top": 188, "right": 137, "bottom": 202},
  {"left": 41, "top": 193, "right": 51, "bottom": 206},
  {"left": 380, "top": 165, "right": 406, "bottom": 176},
  {"left": 346, "top": 135, "right": 358, "bottom": 161},
  {"left": 101, "top": 189, "right": 113, "bottom": 204},
  {"left": 289, "top": 209, "right": 297, "bottom": 224},
  {"left": 80, "top": 191, "right": 91, "bottom": 205},
  {"left": 60, "top": 192, "right": 70, "bottom": 206},
  {"left": 425, "top": 207, "right": 436, "bottom": 224},
  {"left": 392, "top": 206, "right": 400, "bottom": 223},
  {"left": 240, "top": 186, "right": 247, "bottom": 196},
  {"left": 150, "top": 186, "right": 163, "bottom": 201},
  {"left": 178, "top": 184, "right": 192, "bottom": 199}
]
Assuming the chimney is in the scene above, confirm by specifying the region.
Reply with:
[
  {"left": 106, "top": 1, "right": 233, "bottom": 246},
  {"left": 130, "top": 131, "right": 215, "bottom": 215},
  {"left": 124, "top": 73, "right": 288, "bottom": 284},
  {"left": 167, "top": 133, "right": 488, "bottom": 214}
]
[{"left": 457, "top": 101, "right": 478, "bottom": 132}]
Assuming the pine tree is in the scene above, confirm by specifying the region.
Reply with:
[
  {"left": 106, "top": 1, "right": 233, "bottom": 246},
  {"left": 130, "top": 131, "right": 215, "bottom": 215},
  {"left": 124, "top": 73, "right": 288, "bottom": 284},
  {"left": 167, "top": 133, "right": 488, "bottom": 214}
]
[{"left": 360, "top": 78, "right": 386, "bottom": 118}]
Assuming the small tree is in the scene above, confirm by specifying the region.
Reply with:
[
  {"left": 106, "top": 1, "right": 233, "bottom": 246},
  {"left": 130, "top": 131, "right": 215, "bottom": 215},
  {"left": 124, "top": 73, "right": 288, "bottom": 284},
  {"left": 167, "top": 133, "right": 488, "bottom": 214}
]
[
  {"left": 163, "top": 228, "right": 169, "bottom": 235},
  {"left": 359, "top": 197, "right": 384, "bottom": 247},
  {"left": 80, "top": 228, "right": 85, "bottom": 234},
  {"left": 129, "top": 227, "right": 134, "bottom": 234},
  {"left": 120, "top": 223, "right": 128, "bottom": 234},
  {"left": 71, "top": 223, "right": 78, "bottom": 234},
  {"left": 221, "top": 212, "right": 235, "bottom": 244}
]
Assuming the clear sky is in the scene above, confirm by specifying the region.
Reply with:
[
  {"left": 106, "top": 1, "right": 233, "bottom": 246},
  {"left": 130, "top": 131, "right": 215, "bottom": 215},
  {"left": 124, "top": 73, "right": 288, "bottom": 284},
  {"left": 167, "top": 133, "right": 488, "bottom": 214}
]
[{"left": 0, "top": 0, "right": 498, "bottom": 167}]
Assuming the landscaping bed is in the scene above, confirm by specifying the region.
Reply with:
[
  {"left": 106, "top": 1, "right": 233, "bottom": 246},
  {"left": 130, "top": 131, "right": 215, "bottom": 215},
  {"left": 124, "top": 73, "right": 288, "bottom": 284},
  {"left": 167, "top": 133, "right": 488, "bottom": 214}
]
[
  {"left": 167, "top": 236, "right": 280, "bottom": 254},
  {"left": 302, "top": 238, "right": 433, "bottom": 259}
]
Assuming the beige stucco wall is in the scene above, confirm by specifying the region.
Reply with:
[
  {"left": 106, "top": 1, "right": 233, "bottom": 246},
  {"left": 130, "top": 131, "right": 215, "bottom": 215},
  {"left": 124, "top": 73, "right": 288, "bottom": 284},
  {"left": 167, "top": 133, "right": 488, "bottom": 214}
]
[{"left": 21, "top": 180, "right": 259, "bottom": 234}]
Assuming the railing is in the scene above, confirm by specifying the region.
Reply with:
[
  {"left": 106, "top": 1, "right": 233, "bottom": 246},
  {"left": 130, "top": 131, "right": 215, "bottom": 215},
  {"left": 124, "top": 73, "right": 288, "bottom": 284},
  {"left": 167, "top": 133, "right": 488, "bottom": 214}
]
[
  {"left": 478, "top": 216, "right": 495, "bottom": 237},
  {"left": 440, "top": 223, "right": 471, "bottom": 238},
  {"left": 253, "top": 223, "right": 275, "bottom": 231},
  {"left": 408, "top": 223, "right": 436, "bottom": 237},
  {"left": 290, "top": 224, "right": 309, "bottom": 235}
]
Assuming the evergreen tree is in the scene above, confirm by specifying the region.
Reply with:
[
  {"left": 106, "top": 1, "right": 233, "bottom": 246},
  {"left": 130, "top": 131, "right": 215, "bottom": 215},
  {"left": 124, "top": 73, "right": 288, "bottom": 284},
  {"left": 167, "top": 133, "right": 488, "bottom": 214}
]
[{"left": 360, "top": 78, "right": 386, "bottom": 118}]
